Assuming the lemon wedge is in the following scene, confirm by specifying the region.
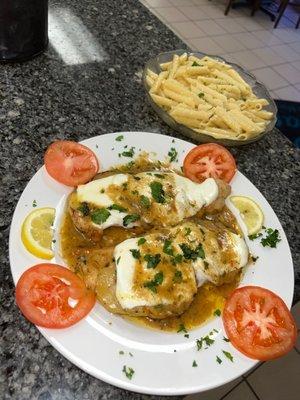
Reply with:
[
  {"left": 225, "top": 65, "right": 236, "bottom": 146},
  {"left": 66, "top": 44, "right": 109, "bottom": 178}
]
[
  {"left": 230, "top": 196, "right": 264, "bottom": 236},
  {"left": 21, "top": 207, "right": 55, "bottom": 259}
]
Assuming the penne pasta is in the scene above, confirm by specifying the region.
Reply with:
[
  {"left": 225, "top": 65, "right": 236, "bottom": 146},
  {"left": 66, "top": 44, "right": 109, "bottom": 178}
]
[{"left": 146, "top": 53, "right": 274, "bottom": 141}]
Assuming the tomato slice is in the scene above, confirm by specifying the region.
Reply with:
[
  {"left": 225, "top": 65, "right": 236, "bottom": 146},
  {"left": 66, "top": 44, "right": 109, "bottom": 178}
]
[
  {"left": 16, "top": 264, "right": 96, "bottom": 328},
  {"left": 223, "top": 286, "right": 297, "bottom": 360},
  {"left": 44, "top": 141, "right": 99, "bottom": 186},
  {"left": 183, "top": 143, "right": 236, "bottom": 183}
]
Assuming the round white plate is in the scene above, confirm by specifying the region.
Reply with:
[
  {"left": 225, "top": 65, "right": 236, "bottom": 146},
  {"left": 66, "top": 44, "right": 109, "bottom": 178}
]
[{"left": 9, "top": 132, "right": 294, "bottom": 396}]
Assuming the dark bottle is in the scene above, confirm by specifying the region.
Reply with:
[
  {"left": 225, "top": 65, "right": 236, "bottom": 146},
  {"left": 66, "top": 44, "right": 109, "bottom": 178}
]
[{"left": 0, "top": 0, "right": 48, "bottom": 62}]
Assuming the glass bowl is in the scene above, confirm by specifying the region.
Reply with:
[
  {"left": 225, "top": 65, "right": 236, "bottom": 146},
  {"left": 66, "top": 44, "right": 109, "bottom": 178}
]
[{"left": 142, "top": 49, "right": 277, "bottom": 147}]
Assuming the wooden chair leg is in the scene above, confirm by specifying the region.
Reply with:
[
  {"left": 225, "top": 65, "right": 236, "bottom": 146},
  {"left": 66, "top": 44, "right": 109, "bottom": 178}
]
[
  {"left": 296, "top": 15, "right": 300, "bottom": 29},
  {"left": 224, "top": 0, "right": 235, "bottom": 15},
  {"left": 251, "top": 0, "right": 260, "bottom": 16},
  {"left": 274, "top": 0, "right": 289, "bottom": 28}
]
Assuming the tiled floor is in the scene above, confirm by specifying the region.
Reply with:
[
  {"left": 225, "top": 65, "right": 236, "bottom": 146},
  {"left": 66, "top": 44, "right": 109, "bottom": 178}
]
[
  {"left": 140, "top": 0, "right": 300, "bottom": 101},
  {"left": 184, "top": 301, "right": 300, "bottom": 400}
]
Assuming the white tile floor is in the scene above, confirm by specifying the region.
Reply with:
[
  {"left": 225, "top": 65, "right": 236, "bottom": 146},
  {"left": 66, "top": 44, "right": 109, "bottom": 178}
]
[{"left": 140, "top": 0, "right": 300, "bottom": 101}]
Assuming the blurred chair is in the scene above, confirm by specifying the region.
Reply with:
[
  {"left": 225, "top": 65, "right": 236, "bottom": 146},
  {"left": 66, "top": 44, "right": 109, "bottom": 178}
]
[
  {"left": 274, "top": 0, "right": 300, "bottom": 27},
  {"left": 224, "top": 0, "right": 261, "bottom": 16}
]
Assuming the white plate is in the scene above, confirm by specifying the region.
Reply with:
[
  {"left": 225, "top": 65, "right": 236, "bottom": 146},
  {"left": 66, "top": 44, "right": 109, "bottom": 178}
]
[{"left": 9, "top": 132, "right": 294, "bottom": 396}]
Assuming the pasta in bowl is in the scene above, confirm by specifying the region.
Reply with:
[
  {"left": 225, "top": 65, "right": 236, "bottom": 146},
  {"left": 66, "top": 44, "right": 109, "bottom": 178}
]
[{"left": 143, "top": 50, "right": 277, "bottom": 146}]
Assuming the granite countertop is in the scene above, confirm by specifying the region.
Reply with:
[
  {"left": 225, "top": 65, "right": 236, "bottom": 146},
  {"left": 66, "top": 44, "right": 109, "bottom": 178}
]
[{"left": 0, "top": 0, "right": 299, "bottom": 399}]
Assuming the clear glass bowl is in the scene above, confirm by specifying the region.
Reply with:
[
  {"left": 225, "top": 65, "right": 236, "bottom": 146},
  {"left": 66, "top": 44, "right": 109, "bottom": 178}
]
[{"left": 142, "top": 50, "right": 277, "bottom": 147}]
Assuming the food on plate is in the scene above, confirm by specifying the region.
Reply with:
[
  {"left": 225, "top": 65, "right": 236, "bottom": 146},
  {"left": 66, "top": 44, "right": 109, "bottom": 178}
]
[
  {"left": 71, "top": 220, "right": 248, "bottom": 321},
  {"left": 230, "top": 196, "right": 264, "bottom": 235},
  {"left": 222, "top": 286, "right": 297, "bottom": 360},
  {"left": 15, "top": 263, "right": 96, "bottom": 328},
  {"left": 60, "top": 147, "right": 251, "bottom": 331},
  {"left": 145, "top": 53, "right": 274, "bottom": 140},
  {"left": 44, "top": 140, "right": 99, "bottom": 186},
  {"left": 183, "top": 143, "right": 236, "bottom": 183},
  {"left": 21, "top": 207, "right": 55, "bottom": 259},
  {"left": 68, "top": 170, "right": 231, "bottom": 241}
]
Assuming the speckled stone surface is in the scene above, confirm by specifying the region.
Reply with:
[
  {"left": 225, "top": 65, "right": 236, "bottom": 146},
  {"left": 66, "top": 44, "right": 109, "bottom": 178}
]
[{"left": 0, "top": 0, "right": 299, "bottom": 399}]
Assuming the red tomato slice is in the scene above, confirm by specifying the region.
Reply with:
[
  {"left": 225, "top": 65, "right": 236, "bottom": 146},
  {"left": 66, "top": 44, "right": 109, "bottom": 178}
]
[
  {"left": 44, "top": 141, "right": 99, "bottom": 186},
  {"left": 16, "top": 264, "right": 96, "bottom": 328},
  {"left": 223, "top": 286, "right": 297, "bottom": 361},
  {"left": 183, "top": 143, "right": 236, "bottom": 183}
]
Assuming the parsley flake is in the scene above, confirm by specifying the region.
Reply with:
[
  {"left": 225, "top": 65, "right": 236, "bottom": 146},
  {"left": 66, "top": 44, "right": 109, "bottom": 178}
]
[
  {"left": 192, "top": 61, "right": 200, "bottom": 66},
  {"left": 119, "top": 350, "right": 124, "bottom": 355},
  {"left": 137, "top": 237, "right": 146, "bottom": 246},
  {"left": 144, "top": 253, "right": 161, "bottom": 269},
  {"left": 122, "top": 147, "right": 135, "bottom": 157},
  {"left": 223, "top": 337, "right": 230, "bottom": 342},
  {"left": 108, "top": 204, "right": 127, "bottom": 212},
  {"left": 168, "top": 147, "right": 178, "bottom": 162},
  {"left": 198, "top": 92, "right": 205, "bottom": 98},
  {"left": 122, "top": 365, "right": 135, "bottom": 380},
  {"left": 173, "top": 269, "right": 183, "bottom": 283},
  {"left": 123, "top": 214, "right": 140, "bottom": 227},
  {"left": 248, "top": 233, "right": 262, "bottom": 240},
  {"left": 163, "top": 239, "right": 174, "bottom": 256},
  {"left": 216, "top": 356, "right": 222, "bottom": 364},
  {"left": 32, "top": 200, "right": 37, "bottom": 207},
  {"left": 115, "top": 135, "right": 124, "bottom": 141},
  {"left": 150, "top": 181, "right": 166, "bottom": 203},
  {"left": 180, "top": 243, "right": 205, "bottom": 260},
  {"left": 177, "top": 323, "right": 187, "bottom": 333},
  {"left": 140, "top": 195, "right": 151, "bottom": 208},
  {"left": 130, "top": 249, "right": 141, "bottom": 259},
  {"left": 77, "top": 202, "right": 90, "bottom": 216},
  {"left": 261, "top": 228, "right": 281, "bottom": 248},
  {"left": 192, "top": 360, "right": 198, "bottom": 367},
  {"left": 222, "top": 350, "right": 234, "bottom": 362},
  {"left": 91, "top": 208, "right": 111, "bottom": 224},
  {"left": 143, "top": 271, "right": 164, "bottom": 293},
  {"left": 213, "top": 309, "right": 221, "bottom": 317}
]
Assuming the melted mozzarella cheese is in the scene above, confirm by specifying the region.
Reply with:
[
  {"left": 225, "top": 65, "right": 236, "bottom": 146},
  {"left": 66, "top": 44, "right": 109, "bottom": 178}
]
[
  {"left": 77, "top": 174, "right": 128, "bottom": 207},
  {"left": 114, "top": 238, "right": 162, "bottom": 309},
  {"left": 173, "top": 176, "right": 219, "bottom": 219}
]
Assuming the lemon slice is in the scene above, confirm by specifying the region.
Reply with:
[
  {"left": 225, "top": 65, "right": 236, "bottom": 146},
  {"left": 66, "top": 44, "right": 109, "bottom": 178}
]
[
  {"left": 21, "top": 207, "right": 55, "bottom": 259},
  {"left": 230, "top": 196, "right": 264, "bottom": 235}
]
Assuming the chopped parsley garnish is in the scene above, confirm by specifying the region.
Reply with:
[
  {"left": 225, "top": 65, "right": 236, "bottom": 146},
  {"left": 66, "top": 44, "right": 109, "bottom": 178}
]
[
  {"left": 122, "top": 147, "right": 135, "bottom": 157},
  {"left": 119, "top": 350, "right": 124, "bottom": 355},
  {"left": 154, "top": 173, "right": 165, "bottom": 179},
  {"left": 192, "top": 61, "right": 200, "bottom": 66},
  {"left": 108, "top": 204, "right": 127, "bottom": 212},
  {"left": 179, "top": 243, "right": 205, "bottom": 261},
  {"left": 261, "top": 228, "right": 281, "bottom": 248},
  {"left": 198, "top": 92, "right": 205, "bottom": 98},
  {"left": 222, "top": 350, "right": 234, "bottom": 362},
  {"left": 130, "top": 249, "right": 141, "bottom": 259},
  {"left": 115, "top": 135, "right": 124, "bottom": 141},
  {"left": 123, "top": 214, "right": 140, "bottom": 227},
  {"left": 32, "top": 200, "right": 37, "bottom": 207},
  {"left": 131, "top": 190, "right": 139, "bottom": 195},
  {"left": 203, "top": 261, "right": 209, "bottom": 270},
  {"left": 77, "top": 202, "right": 90, "bottom": 216},
  {"left": 172, "top": 254, "right": 183, "bottom": 265},
  {"left": 144, "top": 253, "right": 161, "bottom": 269},
  {"left": 173, "top": 269, "right": 183, "bottom": 283},
  {"left": 196, "top": 335, "right": 215, "bottom": 351},
  {"left": 248, "top": 233, "right": 262, "bottom": 240},
  {"left": 184, "top": 334, "right": 189, "bottom": 338},
  {"left": 122, "top": 365, "right": 135, "bottom": 380},
  {"left": 216, "top": 356, "right": 222, "bottom": 364},
  {"left": 168, "top": 147, "right": 178, "bottom": 162},
  {"left": 100, "top": 189, "right": 105, "bottom": 193},
  {"left": 213, "top": 309, "right": 221, "bottom": 317},
  {"left": 134, "top": 176, "right": 141, "bottom": 181},
  {"left": 185, "top": 227, "right": 191, "bottom": 236},
  {"left": 129, "top": 352, "right": 133, "bottom": 357},
  {"left": 252, "top": 255, "right": 259, "bottom": 262},
  {"left": 140, "top": 195, "right": 151, "bottom": 208},
  {"left": 150, "top": 181, "right": 166, "bottom": 204},
  {"left": 192, "top": 360, "right": 198, "bottom": 367},
  {"left": 177, "top": 323, "right": 187, "bottom": 333},
  {"left": 116, "top": 256, "right": 121, "bottom": 265},
  {"left": 91, "top": 208, "right": 111, "bottom": 224},
  {"left": 143, "top": 271, "right": 164, "bottom": 293},
  {"left": 137, "top": 237, "right": 146, "bottom": 246},
  {"left": 163, "top": 239, "right": 174, "bottom": 256},
  {"left": 223, "top": 337, "right": 230, "bottom": 342}
]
